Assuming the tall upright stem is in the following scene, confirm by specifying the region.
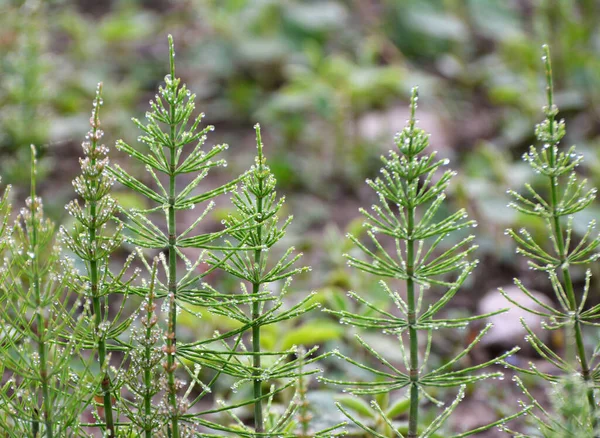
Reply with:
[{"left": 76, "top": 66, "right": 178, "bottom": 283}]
[
  {"left": 404, "top": 91, "right": 420, "bottom": 438},
  {"left": 549, "top": 173, "right": 597, "bottom": 425},
  {"left": 166, "top": 44, "right": 180, "bottom": 438},
  {"left": 30, "top": 147, "right": 53, "bottom": 438},
  {"left": 144, "top": 267, "right": 158, "bottom": 438},
  {"left": 252, "top": 134, "right": 265, "bottom": 434},
  {"left": 297, "top": 348, "right": 310, "bottom": 437},
  {"left": 548, "top": 155, "right": 596, "bottom": 420},
  {"left": 252, "top": 273, "right": 263, "bottom": 433},
  {"left": 407, "top": 204, "right": 419, "bottom": 438},
  {"left": 91, "top": 258, "right": 114, "bottom": 435},
  {"left": 144, "top": 330, "right": 154, "bottom": 438},
  {"left": 88, "top": 86, "right": 115, "bottom": 436}
]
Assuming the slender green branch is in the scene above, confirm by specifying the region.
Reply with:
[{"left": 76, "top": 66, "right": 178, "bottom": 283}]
[
  {"left": 407, "top": 204, "right": 419, "bottom": 438},
  {"left": 145, "top": 259, "right": 160, "bottom": 438}
]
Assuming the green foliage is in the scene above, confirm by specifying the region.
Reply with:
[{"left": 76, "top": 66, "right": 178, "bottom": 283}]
[
  {"left": 119, "top": 254, "right": 166, "bottom": 437},
  {"left": 500, "top": 45, "right": 600, "bottom": 435}
]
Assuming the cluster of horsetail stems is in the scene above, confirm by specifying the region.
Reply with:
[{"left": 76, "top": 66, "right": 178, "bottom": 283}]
[{"left": 0, "top": 36, "right": 599, "bottom": 437}]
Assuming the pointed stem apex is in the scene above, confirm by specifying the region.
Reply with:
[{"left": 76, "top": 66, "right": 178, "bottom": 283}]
[
  {"left": 254, "top": 123, "right": 264, "bottom": 165},
  {"left": 409, "top": 86, "right": 419, "bottom": 124},
  {"left": 542, "top": 45, "right": 553, "bottom": 110},
  {"left": 168, "top": 34, "right": 175, "bottom": 78}
]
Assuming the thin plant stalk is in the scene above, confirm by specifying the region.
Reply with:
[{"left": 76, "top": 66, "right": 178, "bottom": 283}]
[
  {"left": 208, "top": 124, "right": 327, "bottom": 436},
  {"left": 87, "top": 84, "right": 115, "bottom": 436},
  {"left": 407, "top": 203, "right": 418, "bottom": 438},
  {"left": 1, "top": 145, "right": 95, "bottom": 435},
  {"left": 252, "top": 128, "right": 265, "bottom": 433},
  {"left": 111, "top": 34, "right": 238, "bottom": 436},
  {"left": 62, "top": 82, "right": 132, "bottom": 436},
  {"left": 296, "top": 347, "right": 312, "bottom": 437},
  {"left": 30, "top": 145, "right": 52, "bottom": 437},
  {"left": 404, "top": 97, "right": 420, "bottom": 438},
  {"left": 165, "top": 36, "right": 180, "bottom": 438},
  {"left": 144, "top": 259, "right": 160, "bottom": 438}
]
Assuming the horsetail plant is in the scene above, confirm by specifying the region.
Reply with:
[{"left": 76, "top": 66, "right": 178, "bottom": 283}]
[
  {"left": 110, "top": 35, "right": 240, "bottom": 437},
  {"left": 217, "top": 124, "right": 309, "bottom": 433},
  {"left": 197, "top": 124, "right": 345, "bottom": 437},
  {"left": 323, "top": 88, "right": 523, "bottom": 437},
  {"left": 500, "top": 45, "right": 600, "bottom": 435},
  {"left": 61, "top": 84, "right": 138, "bottom": 436},
  {"left": 0, "top": 147, "right": 98, "bottom": 437}
]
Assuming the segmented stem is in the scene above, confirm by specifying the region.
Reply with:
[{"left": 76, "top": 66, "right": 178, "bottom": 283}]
[
  {"left": 87, "top": 84, "right": 115, "bottom": 436},
  {"left": 407, "top": 207, "right": 419, "bottom": 438},
  {"left": 297, "top": 348, "right": 311, "bottom": 437},
  {"left": 166, "top": 34, "right": 180, "bottom": 438},
  {"left": 252, "top": 126, "right": 265, "bottom": 434},
  {"left": 144, "top": 261, "right": 159, "bottom": 438},
  {"left": 406, "top": 95, "right": 419, "bottom": 438}
]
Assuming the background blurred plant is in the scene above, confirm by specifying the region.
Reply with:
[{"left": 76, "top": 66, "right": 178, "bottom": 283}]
[
  {"left": 0, "top": 1, "right": 51, "bottom": 184},
  {"left": 510, "top": 374, "right": 600, "bottom": 437}
]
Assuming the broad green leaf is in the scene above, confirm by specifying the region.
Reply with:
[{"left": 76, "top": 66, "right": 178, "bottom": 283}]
[{"left": 281, "top": 320, "right": 343, "bottom": 350}]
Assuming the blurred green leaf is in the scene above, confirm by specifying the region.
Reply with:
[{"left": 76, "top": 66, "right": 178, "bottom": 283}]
[
  {"left": 385, "top": 397, "right": 411, "bottom": 418},
  {"left": 281, "top": 320, "right": 343, "bottom": 350}
]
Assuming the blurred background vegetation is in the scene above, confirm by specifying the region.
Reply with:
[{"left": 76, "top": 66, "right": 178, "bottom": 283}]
[{"left": 2, "top": 0, "right": 600, "bottom": 435}]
